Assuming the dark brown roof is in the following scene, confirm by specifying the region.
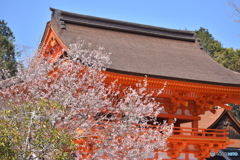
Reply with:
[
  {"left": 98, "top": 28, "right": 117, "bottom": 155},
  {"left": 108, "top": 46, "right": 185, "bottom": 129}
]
[{"left": 48, "top": 8, "right": 240, "bottom": 87}]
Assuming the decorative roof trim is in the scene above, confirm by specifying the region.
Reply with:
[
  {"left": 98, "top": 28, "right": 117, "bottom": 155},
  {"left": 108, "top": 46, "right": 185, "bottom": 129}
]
[
  {"left": 50, "top": 7, "right": 196, "bottom": 42},
  {"left": 106, "top": 68, "right": 240, "bottom": 88}
]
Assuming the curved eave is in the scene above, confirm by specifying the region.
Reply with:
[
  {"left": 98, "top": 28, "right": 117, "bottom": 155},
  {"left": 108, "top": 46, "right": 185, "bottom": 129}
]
[
  {"left": 40, "top": 22, "right": 51, "bottom": 48},
  {"left": 106, "top": 68, "right": 240, "bottom": 88},
  {"left": 39, "top": 21, "right": 69, "bottom": 56},
  {"left": 46, "top": 9, "right": 240, "bottom": 90},
  {"left": 46, "top": 23, "right": 240, "bottom": 93},
  {"left": 48, "top": 19, "right": 240, "bottom": 86}
]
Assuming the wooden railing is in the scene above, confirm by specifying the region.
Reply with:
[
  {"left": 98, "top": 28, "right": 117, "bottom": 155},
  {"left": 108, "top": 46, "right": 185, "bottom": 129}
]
[
  {"left": 171, "top": 127, "right": 229, "bottom": 139},
  {"left": 92, "top": 122, "right": 229, "bottom": 140}
]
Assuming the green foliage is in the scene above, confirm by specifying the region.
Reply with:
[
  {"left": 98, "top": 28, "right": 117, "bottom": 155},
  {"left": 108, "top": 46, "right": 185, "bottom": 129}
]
[
  {"left": 0, "top": 20, "right": 15, "bottom": 42},
  {"left": 0, "top": 20, "right": 19, "bottom": 79},
  {"left": 0, "top": 36, "right": 17, "bottom": 78},
  {"left": 0, "top": 125, "right": 16, "bottom": 160},
  {"left": 229, "top": 103, "right": 240, "bottom": 121},
  {"left": 196, "top": 27, "right": 240, "bottom": 73},
  {"left": 214, "top": 48, "right": 240, "bottom": 72},
  {"left": 195, "top": 27, "right": 223, "bottom": 57},
  {"left": 196, "top": 27, "right": 240, "bottom": 120},
  {"left": 0, "top": 99, "right": 75, "bottom": 160}
]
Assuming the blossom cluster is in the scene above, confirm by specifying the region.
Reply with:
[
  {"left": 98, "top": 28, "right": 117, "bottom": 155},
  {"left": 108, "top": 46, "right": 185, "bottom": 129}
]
[{"left": 0, "top": 41, "right": 173, "bottom": 160}]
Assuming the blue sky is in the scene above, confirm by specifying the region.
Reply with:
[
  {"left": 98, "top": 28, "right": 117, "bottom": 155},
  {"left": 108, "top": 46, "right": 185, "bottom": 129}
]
[{"left": 1, "top": 0, "right": 240, "bottom": 56}]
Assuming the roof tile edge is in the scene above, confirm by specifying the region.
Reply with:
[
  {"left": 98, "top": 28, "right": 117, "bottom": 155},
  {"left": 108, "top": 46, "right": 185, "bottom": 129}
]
[{"left": 50, "top": 7, "right": 196, "bottom": 42}]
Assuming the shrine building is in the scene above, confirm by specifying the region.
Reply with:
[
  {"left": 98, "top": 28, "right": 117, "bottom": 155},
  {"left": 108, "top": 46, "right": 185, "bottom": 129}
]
[{"left": 39, "top": 8, "right": 240, "bottom": 160}]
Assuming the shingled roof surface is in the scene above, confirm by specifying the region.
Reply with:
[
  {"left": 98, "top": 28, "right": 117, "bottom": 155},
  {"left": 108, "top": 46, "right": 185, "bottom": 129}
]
[{"left": 47, "top": 8, "right": 240, "bottom": 87}]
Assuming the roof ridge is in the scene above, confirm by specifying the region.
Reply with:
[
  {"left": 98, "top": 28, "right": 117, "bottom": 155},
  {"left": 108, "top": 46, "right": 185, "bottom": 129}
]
[{"left": 49, "top": 7, "right": 196, "bottom": 42}]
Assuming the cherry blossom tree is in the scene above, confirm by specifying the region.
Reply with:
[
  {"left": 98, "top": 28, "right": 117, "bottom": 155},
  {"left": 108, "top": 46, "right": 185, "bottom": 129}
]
[{"left": 0, "top": 40, "right": 173, "bottom": 160}]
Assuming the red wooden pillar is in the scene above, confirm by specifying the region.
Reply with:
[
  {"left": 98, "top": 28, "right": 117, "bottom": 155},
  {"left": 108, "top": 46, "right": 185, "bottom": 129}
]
[
  {"left": 192, "top": 120, "right": 198, "bottom": 128},
  {"left": 192, "top": 120, "right": 198, "bottom": 136},
  {"left": 168, "top": 118, "right": 174, "bottom": 125}
]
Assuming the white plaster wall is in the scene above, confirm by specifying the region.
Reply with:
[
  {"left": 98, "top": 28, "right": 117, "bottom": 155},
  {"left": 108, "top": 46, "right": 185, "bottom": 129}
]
[
  {"left": 175, "top": 108, "right": 181, "bottom": 115},
  {"left": 184, "top": 109, "right": 192, "bottom": 116},
  {"left": 160, "top": 108, "right": 168, "bottom": 114}
]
